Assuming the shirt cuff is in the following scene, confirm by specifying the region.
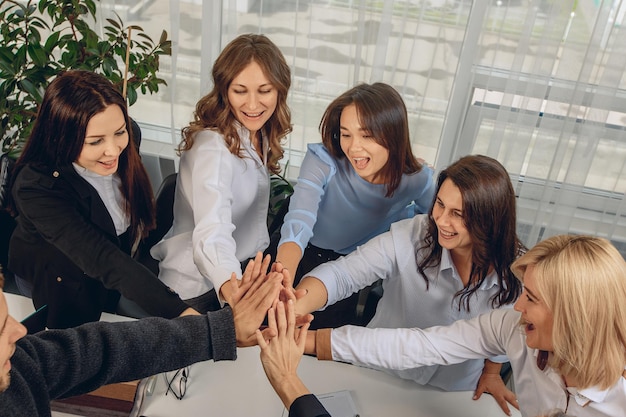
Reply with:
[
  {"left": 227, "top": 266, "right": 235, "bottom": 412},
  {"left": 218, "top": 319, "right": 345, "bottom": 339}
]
[{"left": 316, "top": 328, "right": 333, "bottom": 361}]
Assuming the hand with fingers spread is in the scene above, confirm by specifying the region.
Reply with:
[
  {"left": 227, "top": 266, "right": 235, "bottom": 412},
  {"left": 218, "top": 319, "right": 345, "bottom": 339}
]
[
  {"left": 230, "top": 261, "right": 282, "bottom": 347},
  {"left": 223, "top": 252, "right": 272, "bottom": 307},
  {"left": 256, "top": 299, "right": 314, "bottom": 411}
]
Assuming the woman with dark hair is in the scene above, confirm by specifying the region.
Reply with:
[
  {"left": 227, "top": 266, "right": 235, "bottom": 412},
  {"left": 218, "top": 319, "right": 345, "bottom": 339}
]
[
  {"left": 8, "top": 70, "right": 198, "bottom": 329},
  {"left": 275, "top": 83, "right": 434, "bottom": 326},
  {"left": 294, "top": 155, "right": 525, "bottom": 414},
  {"left": 151, "top": 34, "right": 292, "bottom": 312}
]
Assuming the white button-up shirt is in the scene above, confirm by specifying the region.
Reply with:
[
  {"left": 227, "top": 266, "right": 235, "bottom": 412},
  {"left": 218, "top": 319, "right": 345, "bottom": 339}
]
[
  {"left": 330, "top": 309, "right": 626, "bottom": 417},
  {"left": 152, "top": 125, "right": 270, "bottom": 300},
  {"left": 309, "top": 215, "right": 508, "bottom": 391}
]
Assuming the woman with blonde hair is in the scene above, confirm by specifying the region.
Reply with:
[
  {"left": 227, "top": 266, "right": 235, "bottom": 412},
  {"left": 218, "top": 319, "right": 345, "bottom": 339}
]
[
  {"left": 152, "top": 34, "right": 292, "bottom": 312},
  {"left": 307, "top": 234, "right": 626, "bottom": 417}
]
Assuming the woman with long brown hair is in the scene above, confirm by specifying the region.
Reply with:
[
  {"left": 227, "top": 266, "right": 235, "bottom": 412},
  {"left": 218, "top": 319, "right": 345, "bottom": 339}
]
[
  {"left": 152, "top": 34, "right": 292, "bottom": 312},
  {"left": 9, "top": 70, "right": 198, "bottom": 328}
]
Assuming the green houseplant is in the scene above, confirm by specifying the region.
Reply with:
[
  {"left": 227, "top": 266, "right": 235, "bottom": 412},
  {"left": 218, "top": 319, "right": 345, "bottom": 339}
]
[{"left": 0, "top": 0, "right": 172, "bottom": 158}]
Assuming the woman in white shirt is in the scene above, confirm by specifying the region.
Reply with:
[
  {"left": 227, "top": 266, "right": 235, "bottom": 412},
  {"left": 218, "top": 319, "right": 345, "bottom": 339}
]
[
  {"left": 309, "top": 234, "right": 626, "bottom": 417},
  {"left": 294, "top": 155, "right": 526, "bottom": 413},
  {"left": 152, "top": 34, "right": 292, "bottom": 311}
]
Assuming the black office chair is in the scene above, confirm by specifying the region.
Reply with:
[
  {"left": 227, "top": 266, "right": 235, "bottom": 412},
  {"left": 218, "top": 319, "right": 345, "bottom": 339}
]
[
  {"left": 150, "top": 172, "right": 178, "bottom": 247},
  {"left": 136, "top": 172, "right": 177, "bottom": 277}
]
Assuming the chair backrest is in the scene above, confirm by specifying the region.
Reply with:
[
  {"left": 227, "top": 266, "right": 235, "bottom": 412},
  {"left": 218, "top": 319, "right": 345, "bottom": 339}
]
[
  {"left": 147, "top": 172, "right": 177, "bottom": 247},
  {"left": 0, "top": 153, "right": 16, "bottom": 209},
  {"left": 21, "top": 305, "right": 48, "bottom": 334}
]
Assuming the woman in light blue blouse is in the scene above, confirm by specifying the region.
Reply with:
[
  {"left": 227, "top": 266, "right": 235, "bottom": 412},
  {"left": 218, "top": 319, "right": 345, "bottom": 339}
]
[{"left": 275, "top": 83, "right": 435, "bottom": 327}]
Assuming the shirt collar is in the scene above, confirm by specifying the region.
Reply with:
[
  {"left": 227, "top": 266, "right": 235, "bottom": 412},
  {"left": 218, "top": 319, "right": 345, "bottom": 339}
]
[
  {"left": 72, "top": 162, "right": 114, "bottom": 179},
  {"left": 535, "top": 350, "right": 620, "bottom": 407},
  {"left": 440, "top": 248, "right": 499, "bottom": 290},
  {"left": 567, "top": 385, "right": 608, "bottom": 407}
]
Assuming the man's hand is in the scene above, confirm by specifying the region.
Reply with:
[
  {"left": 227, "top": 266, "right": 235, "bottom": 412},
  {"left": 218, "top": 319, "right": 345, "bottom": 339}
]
[{"left": 473, "top": 361, "right": 519, "bottom": 415}]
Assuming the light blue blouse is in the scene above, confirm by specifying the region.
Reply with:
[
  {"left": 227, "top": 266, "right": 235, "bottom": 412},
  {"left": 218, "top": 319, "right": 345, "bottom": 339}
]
[{"left": 279, "top": 143, "right": 435, "bottom": 254}]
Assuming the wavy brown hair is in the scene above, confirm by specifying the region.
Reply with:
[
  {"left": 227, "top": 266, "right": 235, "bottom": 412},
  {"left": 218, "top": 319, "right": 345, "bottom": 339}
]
[
  {"left": 417, "top": 155, "right": 525, "bottom": 310},
  {"left": 179, "top": 34, "right": 291, "bottom": 174},
  {"left": 320, "top": 82, "right": 422, "bottom": 197},
  {"left": 11, "top": 70, "right": 155, "bottom": 243}
]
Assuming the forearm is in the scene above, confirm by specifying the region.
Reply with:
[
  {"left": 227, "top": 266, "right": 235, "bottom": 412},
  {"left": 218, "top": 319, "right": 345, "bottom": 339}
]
[
  {"left": 272, "top": 375, "right": 311, "bottom": 410},
  {"left": 26, "top": 308, "right": 236, "bottom": 399},
  {"left": 294, "top": 277, "right": 329, "bottom": 315},
  {"left": 276, "top": 242, "right": 303, "bottom": 281}
]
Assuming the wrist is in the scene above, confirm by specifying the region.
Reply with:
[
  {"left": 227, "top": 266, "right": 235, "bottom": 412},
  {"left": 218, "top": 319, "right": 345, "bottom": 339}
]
[{"left": 273, "top": 374, "right": 310, "bottom": 410}]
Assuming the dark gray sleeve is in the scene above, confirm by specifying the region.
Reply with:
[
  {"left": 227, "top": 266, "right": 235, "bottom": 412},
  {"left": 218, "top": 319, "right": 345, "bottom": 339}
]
[{"left": 15, "top": 308, "right": 236, "bottom": 400}]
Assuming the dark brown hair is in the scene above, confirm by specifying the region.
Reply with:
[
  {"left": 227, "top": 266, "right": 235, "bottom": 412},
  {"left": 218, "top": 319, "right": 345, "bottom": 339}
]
[
  {"left": 12, "top": 70, "right": 155, "bottom": 242},
  {"left": 179, "top": 34, "right": 291, "bottom": 174},
  {"left": 319, "top": 82, "right": 422, "bottom": 197},
  {"left": 417, "top": 155, "right": 525, "bottom": 310}
]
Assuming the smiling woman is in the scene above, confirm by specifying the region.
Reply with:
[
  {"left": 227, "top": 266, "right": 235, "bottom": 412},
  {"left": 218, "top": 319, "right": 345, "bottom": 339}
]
[
  {"left": 76, "top": 105, "right": 130, "bottom": 176},
  {"left": 7, "top": 70, "right": 198, "bottom": 329},
  {"left": 292, "top": 154, "right": 525, "bottom": 414},
  {"left": 150, "top": 34, "right": 292, "bottom": 312},
  {"left": 276, "top": 83, "right": 435, "bottom": 323}
]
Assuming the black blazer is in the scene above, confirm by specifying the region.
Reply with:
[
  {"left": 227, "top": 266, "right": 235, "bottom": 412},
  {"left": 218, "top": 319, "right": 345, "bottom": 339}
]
[{"left": 9, "top": 163, "right": 188, "bottom": 328}]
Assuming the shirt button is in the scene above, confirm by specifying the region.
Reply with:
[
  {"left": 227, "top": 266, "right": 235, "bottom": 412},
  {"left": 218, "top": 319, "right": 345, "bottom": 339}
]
[
  {"left": 53, "top": 171, "right": 59, "bottom": 178},
  {"left": 56, "top": 277, "right": 62, "bottom": 282}
]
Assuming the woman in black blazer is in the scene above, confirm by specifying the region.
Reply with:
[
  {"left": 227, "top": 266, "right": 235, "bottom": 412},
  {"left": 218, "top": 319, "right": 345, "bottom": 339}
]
[{"left": 8, "top": 70, "right": 198, "bottom": 328}]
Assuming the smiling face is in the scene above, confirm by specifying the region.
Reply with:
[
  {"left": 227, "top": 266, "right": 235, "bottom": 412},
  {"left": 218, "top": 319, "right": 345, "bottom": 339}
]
[
  {"left": 75, "top": 104, "right": 129, "bottom": 176},
  {"left": 432, "top": 178, "right": 472, "bottom": 256},
  {"left": 339, "top": 104, "right": 390, "bottom": 184},
  {"left": 514, "top": 265, "right": 554, "bottom": 351},
  {"left": 0, "top": 290, "right": 27, "bottom": 393},
  {"left": 227, "top": 60, "right": 278, "bottom": 141}
]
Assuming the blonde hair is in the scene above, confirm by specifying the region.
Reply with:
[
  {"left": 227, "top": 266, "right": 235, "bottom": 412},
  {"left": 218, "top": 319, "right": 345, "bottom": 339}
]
[{"left": 511, "top": 235, "right": 626, "bottom": 389}]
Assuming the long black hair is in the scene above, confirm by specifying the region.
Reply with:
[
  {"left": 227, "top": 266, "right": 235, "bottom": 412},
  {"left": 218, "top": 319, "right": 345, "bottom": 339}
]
[{"left": 11, "top": 70, "right": 155, "bottom": 242}]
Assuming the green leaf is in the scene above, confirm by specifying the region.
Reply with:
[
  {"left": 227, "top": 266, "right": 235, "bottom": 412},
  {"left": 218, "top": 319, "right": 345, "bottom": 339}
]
[
  {"left": 27, "top": 44, "right": 48, "bottom": 67},
  {"left": 159, "top": 30, "right": 168, "bottom": 44},
  {"left": 106, "top": 18, "right": 121, "bottom": 30},
  {"left": 19, "top": 78, "right": 42, "bottom": 102},
  {"left": 43, "top": 31, "right": 60, "bottom": 53},
  {"left": 127, "top": 87, "right": 137, "bottom": 106},
  {"left": 85, "top": 0, "right": 97, "bottom": 18}
]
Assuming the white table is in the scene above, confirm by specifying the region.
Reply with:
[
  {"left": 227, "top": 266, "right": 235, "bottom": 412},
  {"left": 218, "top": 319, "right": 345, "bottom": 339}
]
[
  {"left": 135, "top": 345, "right": 521, "bottom": 417},
  {"left": 5, "top": 292, "right": 136, "bottom": 324}
]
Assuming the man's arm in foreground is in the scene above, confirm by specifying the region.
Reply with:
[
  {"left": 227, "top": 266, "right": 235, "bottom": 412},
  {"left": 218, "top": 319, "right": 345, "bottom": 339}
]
[{"left": 18, "top": 256, "right": 282, "bottom": 400}]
